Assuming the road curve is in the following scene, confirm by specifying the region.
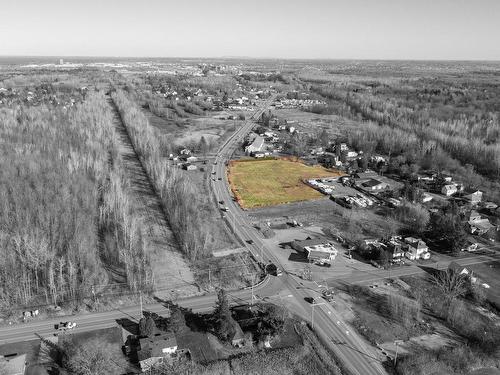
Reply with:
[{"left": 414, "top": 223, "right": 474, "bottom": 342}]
[{"left": 210, "top": 96, "right": 387, "bottom": 375}]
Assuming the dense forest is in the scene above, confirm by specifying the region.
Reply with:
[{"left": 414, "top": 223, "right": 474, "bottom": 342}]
[
  {"left": 308, "top": 76, "right": 500, "bottom": 202},
  {"left": 0, "top": 87, "right": 151, "bottom": 310}
]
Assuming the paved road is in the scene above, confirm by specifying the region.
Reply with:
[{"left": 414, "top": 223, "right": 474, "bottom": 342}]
[
  {"left": 0, "top": 276, "right": 281, "bottom": 345},
  {"left": 209, "top": 97, "right": 387, "bottom": 375},
  {"left": 332, "top": 253, "right": 500, "bottom": 286},
  {"left": 6, "top": 96, "right": 494, "bottom": 373}
]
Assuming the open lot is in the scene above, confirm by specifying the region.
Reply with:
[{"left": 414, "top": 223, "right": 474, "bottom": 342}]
[
  {"left": 248, "top": 198, "right": 403, "bottom": 244},
  {"left": 228, "top": 158, "right": 342, "bottom": 209},
  {"left": 145, "top": 109, "right": 238, "bottom": 148},
  {"left": 467, "top": 260, "right": 500, "bottom": 309}
]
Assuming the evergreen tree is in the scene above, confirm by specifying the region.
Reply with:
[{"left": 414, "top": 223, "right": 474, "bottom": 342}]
[{"left": 213, "top": 289, "right": 235, "bottom": 341}]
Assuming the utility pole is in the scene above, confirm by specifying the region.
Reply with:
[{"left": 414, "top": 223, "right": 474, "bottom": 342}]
[
  {"left": 394, "top": 340, "right": 402, "bottom": 366},
  {"left": 139, "top": 290, "right": 143, "bottom": 319}
]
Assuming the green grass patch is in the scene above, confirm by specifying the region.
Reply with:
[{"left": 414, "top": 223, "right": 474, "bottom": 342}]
[{"left": 228, "top": 158, "right": 343, "bottom": 208}]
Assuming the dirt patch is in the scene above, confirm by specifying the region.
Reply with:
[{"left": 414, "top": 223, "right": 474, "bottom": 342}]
[
  {"left": 110, "top": 102, "right": 198, "bottom": 299},
  {"left": 247, "top": 198, "right": 402, "bottom": 243}
]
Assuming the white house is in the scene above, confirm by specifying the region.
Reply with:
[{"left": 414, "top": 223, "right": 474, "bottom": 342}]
[
  {"left": 404, "top": 237, "right": 430, "bottom": 260},
  {"left": 245, "top": 136, "right": 265, "bottom": 155},
  {"left": 442, "top": 184, "right": 458, "bottom": 196}
]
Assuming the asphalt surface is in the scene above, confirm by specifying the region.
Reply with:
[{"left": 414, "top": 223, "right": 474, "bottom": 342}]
[
  {"left": 209, "top": 96, "right": 388, "bottom": 375},
  {"left": 0, "top": 276, "right": 281, "bottom": 345}
]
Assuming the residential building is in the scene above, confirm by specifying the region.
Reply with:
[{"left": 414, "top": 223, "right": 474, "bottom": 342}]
[
  {"left": 386, "top": 237, "right": 405, "bottom": 260},
  {"left": 245, "top": 136, "right": 265, "bottom": 155},
  {"left": 468, "top": 218, "right": 495, "bottom": 235},
  {"left": 138, "top": 333, "right": 178, "bottom": 372},
  {"left": 361, "top": 178, "right": 388, "bottom": 191},
  {"left": 469, "top": 210, "right": 482, "bottom": 222},
  {"left": 464, "top": 190, "right": 483, "bottom": 205},
  {"left": 404, "top": 237, "right": 430, "bottom": 260},
  {"left": 448, "top": 262, "right": 477, "bottom": 283},
  {"left": 442, "top": 184, "right": 458, "bottom": 196}
]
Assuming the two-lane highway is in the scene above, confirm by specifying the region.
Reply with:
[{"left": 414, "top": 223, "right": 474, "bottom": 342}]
[
  {"left": 210, "top": 96, "right": 387, "bottom": 375},
  {"left": 0, "top": 276, "right": 282, "bottom": 345}
]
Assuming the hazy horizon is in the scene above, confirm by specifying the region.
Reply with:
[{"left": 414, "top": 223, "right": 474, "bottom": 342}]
[{"left": 1, "top": 0, "right": 500, "bottom": 60}]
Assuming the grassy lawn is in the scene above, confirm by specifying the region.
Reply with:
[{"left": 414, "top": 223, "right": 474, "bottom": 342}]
[{"left": 228, "top": 158, "right": 343, "bottom": 208}]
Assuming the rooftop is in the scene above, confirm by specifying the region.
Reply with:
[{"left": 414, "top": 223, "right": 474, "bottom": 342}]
[{"left": 138, "top": 332, "right": 177, "bottom": 361}]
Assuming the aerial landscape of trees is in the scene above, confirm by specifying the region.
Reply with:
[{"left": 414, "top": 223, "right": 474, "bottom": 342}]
[
  {"left": 0, "top": 82, "right": 152, "bottom": 310},
  {"left": 307, "top": 74, "right": 500, "bottom": 202}
]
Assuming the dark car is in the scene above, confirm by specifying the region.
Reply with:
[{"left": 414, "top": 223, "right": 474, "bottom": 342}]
[
  {"left": 304, "top": 297, "right": 315, "bottom": 304},
  {"left": 246, "top": 239, "right": 254, "bottom": 244},
  {"left": 219, "top": 200, "right": 224, "bottom": 204},
  {"left": 218, "top": 177, "right": 222, "bottom": 180}
]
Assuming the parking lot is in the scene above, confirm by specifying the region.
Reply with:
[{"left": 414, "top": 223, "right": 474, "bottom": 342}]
[{"left": 259, "top": 225, "right": 376, "bottom": 282}]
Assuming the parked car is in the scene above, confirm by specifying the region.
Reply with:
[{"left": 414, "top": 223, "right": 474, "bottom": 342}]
[
  {"left": 304, "top": 297, "right": 315, "bottom": 304},
  {"left": 55, "top": 321, "right": 76, "bottom": 330},
  {"left": 219, "top": 200, "right": 224, "bottom": 204}
]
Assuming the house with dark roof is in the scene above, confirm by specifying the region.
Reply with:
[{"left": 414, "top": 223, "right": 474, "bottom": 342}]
[
  {"left": 361, "top": 178, "right": 388, "bottom": 191},
  {"left": 138, "top": 333, "right": 178, "bottom": 372}
]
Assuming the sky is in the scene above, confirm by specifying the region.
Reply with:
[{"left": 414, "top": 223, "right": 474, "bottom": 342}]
[{"left": 1, "top": 0, "right": 499, "bottom": 60}]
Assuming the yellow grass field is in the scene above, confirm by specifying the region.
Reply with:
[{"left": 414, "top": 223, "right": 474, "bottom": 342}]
[{"left": 228, "top": 158, "right": 343, "bottom": 209}]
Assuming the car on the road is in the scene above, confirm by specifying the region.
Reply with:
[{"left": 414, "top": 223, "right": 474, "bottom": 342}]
[
  {"left": 218, "top": 177, "right": 222, "bottom": 181},
  {"left": 219, "top": 200, "right": 225, "bottom": 205},
  {"left": 212, "top": 171, "right": 216, "bottom": 175},
  {"left": 55, "top": 321, "right": 76, "bottom": 330},
  {"left": 316, "top": 262, "right": 331, "bottom": 267},
  {"left": 246, "top": 239, "right": 254, "bottom": 244},
  {"left": 220, "top": 207, "right": 229, "bottom": 212},
  {"left": 213, "top": 161, "right": 218, "bottom": 165},
  {"left": 322, "top": 289, "right": 334, "bottom": 301},
  {"left": 304, "top": 297, "right": 315, "bottom": 304}
]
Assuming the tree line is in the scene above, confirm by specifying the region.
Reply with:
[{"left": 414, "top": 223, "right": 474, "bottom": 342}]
[
  {"left": 0, "top": 89, "right": 151, "bottom": 310},
  {"left": 111, "top": 90, "right": 212, "bottom": 261}
]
